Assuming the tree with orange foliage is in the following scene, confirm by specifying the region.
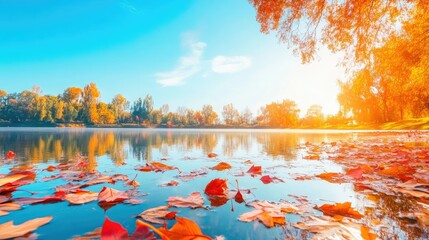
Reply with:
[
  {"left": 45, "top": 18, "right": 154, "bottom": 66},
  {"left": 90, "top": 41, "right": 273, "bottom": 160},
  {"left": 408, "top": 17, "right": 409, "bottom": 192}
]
[{"left": 249, "top": 0, "right": 425, "bottom": 65}]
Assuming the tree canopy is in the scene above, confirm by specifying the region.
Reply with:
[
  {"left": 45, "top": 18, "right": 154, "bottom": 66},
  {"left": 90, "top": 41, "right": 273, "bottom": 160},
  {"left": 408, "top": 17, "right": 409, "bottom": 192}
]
[{"left": 249, "top": 0, "right": 428, "bottom": 64}]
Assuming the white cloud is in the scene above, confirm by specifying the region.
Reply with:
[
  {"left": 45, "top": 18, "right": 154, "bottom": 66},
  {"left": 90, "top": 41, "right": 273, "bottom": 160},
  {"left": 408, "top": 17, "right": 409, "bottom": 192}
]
[
  {"left": 156, "top": 41, "right": 206, "bottom": 87},
  {"left": 211, "top": 56, "right": 252, "bottom": 74}
]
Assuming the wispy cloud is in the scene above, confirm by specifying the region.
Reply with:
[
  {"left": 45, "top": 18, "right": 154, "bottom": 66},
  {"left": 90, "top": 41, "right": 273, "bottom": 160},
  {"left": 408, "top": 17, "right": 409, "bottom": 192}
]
[
  {"left": 211, "top": 56, "right": 252, "bottom": 74},
  {"left": 156, "top": 41, "right": 206, "bottom": 87},
  {"left": 120, "top": 0, "right": 139, "bottom": 14}
]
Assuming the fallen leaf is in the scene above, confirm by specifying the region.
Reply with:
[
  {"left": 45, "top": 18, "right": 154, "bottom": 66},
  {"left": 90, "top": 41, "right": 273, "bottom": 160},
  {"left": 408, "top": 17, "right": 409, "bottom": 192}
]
[
  {"left": 247, "top": 165, "right": 262, "bottom": 175},
  {"left": 260, "top": 175, "right": 284, "bottom": 184},
  {"left": 0, "top": 202, "right": 21, "bottom": 216},
  {"left": 303, "top": 154, "right": 321, "bottom": 160},
  {"left": 294, "top": 215, "right": 372, "bottom": 240},
  {"left": 13, "top": 191, "right": 66, "bottom": 205},
  {"left": 45, "top": 165, "right": 57, "bottom": 172},
  {"left": 150, "top": 162, "right": 176, "bottom": 172},
  {"left": 72, "top": 228, "right": 101, "bottom": 240},
  {"left": 315, "top": 202, "right": 363, "bottom": 219},
  {"left": 175, "top": 170, "right": 207, "bottom": 182},
  {"left": 346, "top": 167, "right": 364, "bottom": 179},
  {"left": 168, "top": 192, "right": 204, "bottom": 209},
  {"left": 101, "top": 217, "right": 128, "bottom": 240},
  {"left": 204, "top": 179, "right": 228, "bottom": 196},
  {"left": 210, "top": 162, "right": 232, "bottom": 171},
  {"left": 98, "top": 187, "right": 129, "bottom": 210},
  {"left": 65, "top": 190, "right": 99, "bottom": 205},
  {"left": 138, "top": 206, "right": 170, "bottom": 224},
  {"left": 0, "top": 216, "right": 52, "bottom": 239},
  {"left": 207, "top": 153, "right": 218, "bottom": 158},
  {"left": 159, "top": 180, "right": 180, "bottom": 187},
  {"left": 6, "top": 150, "right": 16, "bottom": 159},
  {"left": 315, "top": 172, "right": 345, "bottom": 183},
  {"left": 164, "top": 211, "right": 177, "bottom": 220},
  {"left": 158, "top": 217, "right": 211, "bottom": 240}
]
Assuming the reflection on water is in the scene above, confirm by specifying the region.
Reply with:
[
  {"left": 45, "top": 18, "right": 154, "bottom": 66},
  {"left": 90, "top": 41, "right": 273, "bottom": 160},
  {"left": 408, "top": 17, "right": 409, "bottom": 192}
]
[
  {"left": 0, "top": 128, "right": 426, "bottom": 239},
  {"left": 0, "top": 128, "right": 349, "bottom": 168}
]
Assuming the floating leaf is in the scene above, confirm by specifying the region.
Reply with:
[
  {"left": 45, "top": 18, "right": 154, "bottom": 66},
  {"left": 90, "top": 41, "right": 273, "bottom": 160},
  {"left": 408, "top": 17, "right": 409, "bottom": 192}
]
[
  {"left": 0, "top": 216, "right": 52, "bottom": 239},
  {"left": 315, "top": 202, "right": 363, "bottom": 219},
  {"left": 204, "top": 178, "right": 228, "bottom": 196},
  {"left": 260, "top": 175, "right": 284, "bottom": 184},
  {"left": 158, "top": 217, "right": 211, "bottom": 240},
  {"left": 159, "top": 180, "right": 180, "bottom": 187},
  {"left": 138, "top": 206, "right": 170, "bottom": 224},
  {"left": 0, "top": 202, "right": 21, "bottom": 216},
  {"left": 6, "top": 150, "right": 16, "bottom": 160},
  {"left": 65, "top": 190, "right": 99, "bottom": 205},
  {"left": 101, "top": 217, "right": 128, "bottom": 240},
  {"left": 168, "top": 192, "right": 204, "bottom": 209},
  {"left": 210, "top": 162, "right": 232, "bottom": 171},
  {"left": 150, "top": 162, "right": 176, "bottom": 172},
  {"left": 13, "top": 191, "right": 66, "bottom": 205},
  {"left": 164, "top": 211, "right": 177, "bottom": 220},
  {"left": 247, "top": 165, "right": 262, "bottom": 175},
  {"left": 207, "top": 153, "right": 218, "bottom": 158}
]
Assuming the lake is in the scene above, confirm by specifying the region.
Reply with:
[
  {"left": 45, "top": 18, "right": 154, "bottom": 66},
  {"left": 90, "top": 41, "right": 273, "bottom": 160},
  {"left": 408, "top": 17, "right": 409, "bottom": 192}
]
[{"left": 0, "top": 128, "right": 428, "bottom": 239}]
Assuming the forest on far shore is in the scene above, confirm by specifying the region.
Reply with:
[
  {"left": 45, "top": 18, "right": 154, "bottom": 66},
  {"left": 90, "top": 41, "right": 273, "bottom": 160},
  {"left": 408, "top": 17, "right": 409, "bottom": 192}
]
[{"left": 1, "top": 81, "right": 428, "bottom": 129}]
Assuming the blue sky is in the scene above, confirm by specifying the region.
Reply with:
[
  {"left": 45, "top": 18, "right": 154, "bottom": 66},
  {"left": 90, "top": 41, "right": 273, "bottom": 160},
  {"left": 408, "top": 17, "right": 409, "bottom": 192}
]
[{"left": 0, "top": 0, "right": 345, "bottom": 116}]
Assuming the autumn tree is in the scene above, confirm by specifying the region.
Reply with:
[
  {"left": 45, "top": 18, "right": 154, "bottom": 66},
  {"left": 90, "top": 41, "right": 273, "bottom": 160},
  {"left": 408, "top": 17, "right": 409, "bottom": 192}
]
[
  {"left": 249, "top": 0, "right": 419, "bottom": 64},
  {"left": 110, "top": 94, "right": 128, "bottom": 123},
  {"left": 222, "top": 103, "right": 239, "bottom": 125},
  {"left": 258, "top": 99, "right": 300, "bottom": 127},
  {"left": 201, "top": 104, "right": 219, "bottom": 126},
  {"left": 238, "top": 107, "right": 254, "bottom": 126},
  {"left": 81, "top": 83, "right": 100, "bottom": 124},
  {"left": 302, "top": 104, "right": 324, "bottom": 127}
]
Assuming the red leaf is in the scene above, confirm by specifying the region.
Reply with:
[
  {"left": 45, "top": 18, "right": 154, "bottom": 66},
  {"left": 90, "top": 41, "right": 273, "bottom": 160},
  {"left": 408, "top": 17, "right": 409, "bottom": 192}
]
[
  {"left": 204, "top": 178, "right": 228, "bottom": 196},
  {"left": 164, "top": 211, "right": 177, "bottom": 220},
  {"left": 260, "top": 175, "right": 284, "bottom": 184},
  {"left": 235, "top": 190, "right": 244, "bottom": 204},
  {"left": 130, "top": 221, "right": 156, "bottom": 240},
  {"left": 101, "top": 217, "right": 128, "bottom": 240},
  {"left": 247, "top": 165, "right": 262, "bottom": 175},
  {"left": 6, "top": 151, "right": 16, "bottom": 160},
  {"left": 346, "top": 167, "right": 364, "bottom": 179}
]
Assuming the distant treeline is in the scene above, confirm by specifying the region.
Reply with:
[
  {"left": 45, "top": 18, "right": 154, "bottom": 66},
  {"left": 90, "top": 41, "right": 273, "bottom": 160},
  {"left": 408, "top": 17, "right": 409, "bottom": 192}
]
[{"left": 0, "top": 83, "right": 339, "bottom": 128}]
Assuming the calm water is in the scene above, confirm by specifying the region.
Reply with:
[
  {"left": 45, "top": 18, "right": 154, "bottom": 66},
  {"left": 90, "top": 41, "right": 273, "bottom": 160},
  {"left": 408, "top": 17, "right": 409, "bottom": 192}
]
[{"left": 0, "top": 128, "right": 426, "bottom": 239}]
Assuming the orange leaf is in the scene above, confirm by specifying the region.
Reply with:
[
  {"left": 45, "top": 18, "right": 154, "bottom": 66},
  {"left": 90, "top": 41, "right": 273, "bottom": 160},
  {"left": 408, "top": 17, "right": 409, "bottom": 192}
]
[
  {"left": 0, "top": 216, "right": 52, "bottom": 239},
  {"left": 204, "top": 178, "right": 228, "bottom": 196},
  {"left": 361, "top": 225, "right": 377, "bottom": 240},
  {"left": 158, "top": 217, "right": 211, "bottom": 240},
  {"left": 150, "top": 162, "right": 176, "bottom": 172},
  {"left": 346, "top": 167, "right": 364, "bottom": 179},
  {"left": 207, "top": 153, "right": 218, "bottom": 158},
  {"left": 247, "top": 165, "right": 262, "bottom": 175},
  {"left": 315, "top": 202, "right": 363, "bottom": 219},
  {"left": 98, "top": 187, "right": 129, "bottom": 203},
  {"left": 210, "top": 162, "right": 232, "bottom": 171},
  {"left": 65, "top": 190, "right": 98, "bottom": 205},
  {"left": 45, "top": 165, "right": 57, "bottom": 172},
  {"left": 315, "top": 172, "right": 345, "bottom": 183}
]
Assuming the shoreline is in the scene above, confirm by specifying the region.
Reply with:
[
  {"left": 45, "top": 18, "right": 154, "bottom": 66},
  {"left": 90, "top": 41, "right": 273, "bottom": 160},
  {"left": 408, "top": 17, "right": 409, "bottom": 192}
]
[{"left": 0, "top": 119, "right": 428, "bottom": 130}]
